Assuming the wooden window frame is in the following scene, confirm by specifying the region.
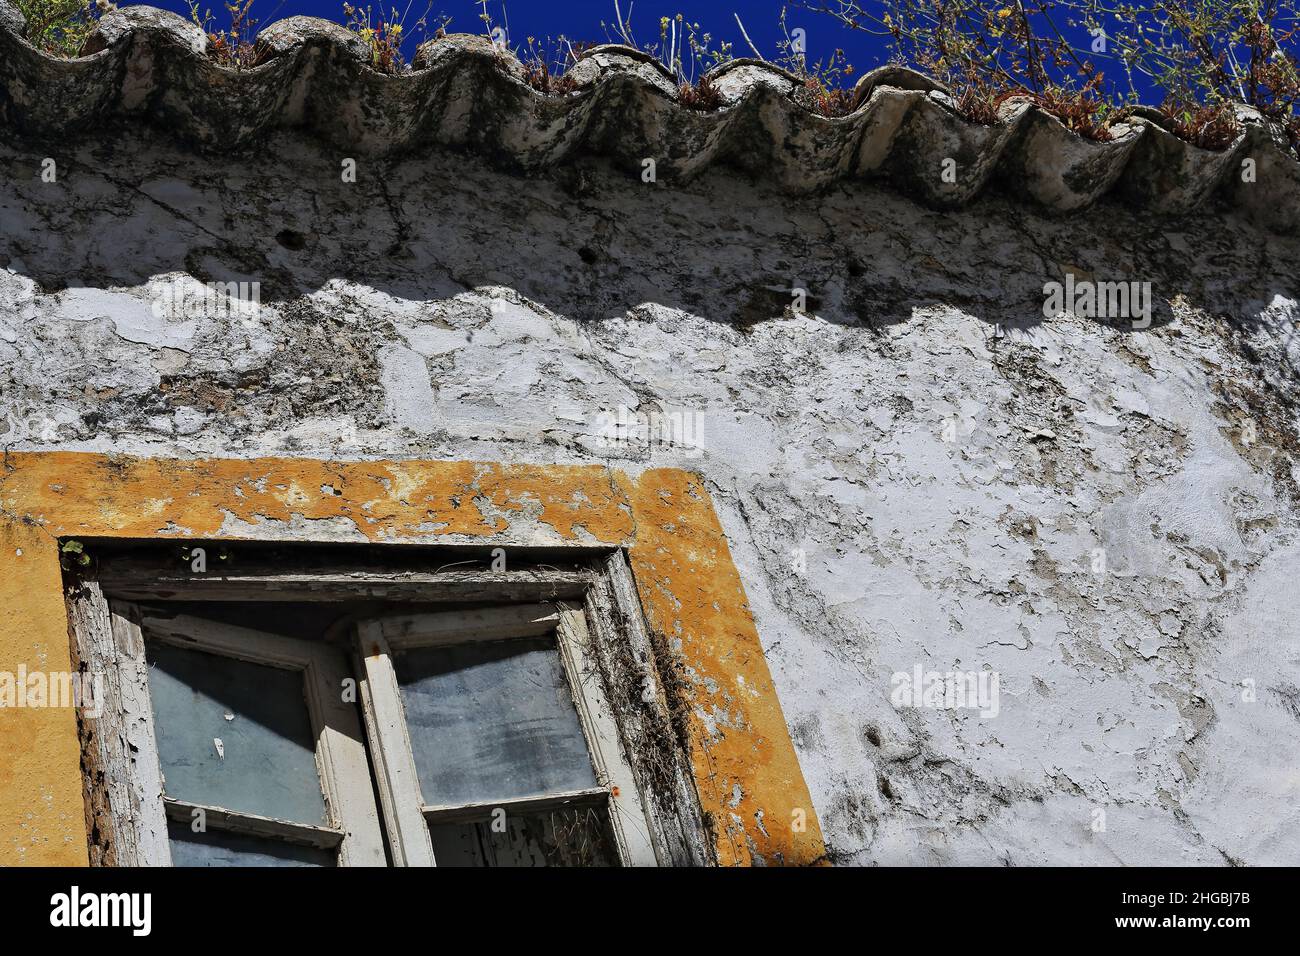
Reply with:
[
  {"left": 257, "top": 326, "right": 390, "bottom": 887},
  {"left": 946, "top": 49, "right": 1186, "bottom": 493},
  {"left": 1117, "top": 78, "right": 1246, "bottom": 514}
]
[
  {"left": 70, "top": 596, "right": 387, "bottom": 866},
  {"left": 136, "top": 608, "right": 387, "bottom": 866},
  {"left": 68, "top": 546, "right": 712, "bottom": 867},
  {"left": 356, "top": 602, "right": 658, "bottom": 866}
]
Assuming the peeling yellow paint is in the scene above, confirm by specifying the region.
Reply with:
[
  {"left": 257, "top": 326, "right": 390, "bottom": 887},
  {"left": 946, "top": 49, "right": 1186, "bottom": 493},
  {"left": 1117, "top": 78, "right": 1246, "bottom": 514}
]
[
  {"left": 0, "top": 452, "right": 825, "bottom": 866},
  {"left": 0, "top": 518, "right": 86, "bottom": 866},
  {"left": 625, "top": 469, "right": 826, "bottom": 866}
]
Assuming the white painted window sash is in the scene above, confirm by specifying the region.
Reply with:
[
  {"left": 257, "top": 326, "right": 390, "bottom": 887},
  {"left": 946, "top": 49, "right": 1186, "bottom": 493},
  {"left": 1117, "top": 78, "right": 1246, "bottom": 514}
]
[
  {"left": 132, "top": 609, "right": 387, "bottom": 867},
  {"left": 353, "top": 621, "right": 437, "bottom": 866},
  {"left": 420, "top": 786, "right": 610, "bottom": 823},
  {"left": 162, "top": 797, "right": 345, "bottom": 850},
  {"left": 100, "top": 601, "right": 173, "bottom": 866},
  {"left": 352, "top": 603, "right": 660, "bottom": 866},
  {"left": 554, "top": 606, "right": 659, "bottom": 866},
  {"left": 371, "top": 603, "right": 561, "bottom": 650}
]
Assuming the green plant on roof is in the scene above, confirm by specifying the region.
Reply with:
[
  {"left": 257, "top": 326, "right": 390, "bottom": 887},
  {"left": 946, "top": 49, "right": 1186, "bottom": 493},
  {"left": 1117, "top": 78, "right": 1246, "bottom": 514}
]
[
  {"left": 187, "top": 0, "right": 259, "bottom": 68},
  {"left": 796, "top": 0, "right": 1300, "bottom": 150},
  {"left": 15, "top": 0, "right": 107, "bottom": 56},
  {"left": 344, "top": 1, "right": 443, "bottom": 74}
]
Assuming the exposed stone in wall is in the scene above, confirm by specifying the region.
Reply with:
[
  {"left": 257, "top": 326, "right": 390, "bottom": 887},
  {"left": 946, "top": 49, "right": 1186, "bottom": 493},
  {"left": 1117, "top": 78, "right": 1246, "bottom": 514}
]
[{"left": 1, "top": 123, "right": 1298, "bottom": 864}]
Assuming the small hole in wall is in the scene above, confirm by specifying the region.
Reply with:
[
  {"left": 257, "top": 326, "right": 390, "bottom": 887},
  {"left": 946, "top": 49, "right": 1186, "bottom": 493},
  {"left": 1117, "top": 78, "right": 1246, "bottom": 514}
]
[
  {"left": 878, "top": 775, "right": 895, "bottom": 801},
  {"left": 864, "top": 724, "right": 882, "bottom": 748},
  {"left": 276, "top": 229, "right": 308, "bottom": 251},
  {"left": 577, "top": 246, "right": 598, "bottom": 265}
]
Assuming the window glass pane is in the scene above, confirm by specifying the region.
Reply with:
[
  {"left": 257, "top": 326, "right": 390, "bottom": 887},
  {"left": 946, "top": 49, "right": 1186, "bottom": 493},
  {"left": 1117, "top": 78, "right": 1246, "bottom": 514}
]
[
  {"left": 394, "top": 636, "right": 597, "bottom": 806},
  {"left": 167, "top": 821, "right": 334, "bottom": 867},
  {"left": 146, "top": 641, "right": 328, "bottom": 824},
  {"left": 428, "top": 806, "right": 616, "bottom": 867}
]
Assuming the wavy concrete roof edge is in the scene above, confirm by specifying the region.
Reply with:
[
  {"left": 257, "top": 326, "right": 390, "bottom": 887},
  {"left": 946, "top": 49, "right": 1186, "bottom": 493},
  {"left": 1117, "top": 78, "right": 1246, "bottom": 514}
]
[{"left": 2, "top": 3, "right": 1299, "bottom": 234}]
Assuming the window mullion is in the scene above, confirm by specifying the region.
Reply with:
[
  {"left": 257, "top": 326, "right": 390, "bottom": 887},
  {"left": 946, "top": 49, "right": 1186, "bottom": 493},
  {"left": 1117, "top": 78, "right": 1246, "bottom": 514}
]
[
  {"left": 353, "top": 622, "right": 437, "bottom": 867},
  {"left": 304, "top": 647, "right": 387, "bottom": 866}
]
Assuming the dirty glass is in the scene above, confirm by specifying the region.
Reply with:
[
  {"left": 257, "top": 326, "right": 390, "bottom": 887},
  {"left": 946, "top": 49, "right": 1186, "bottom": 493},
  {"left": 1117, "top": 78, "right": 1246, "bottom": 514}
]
[
  {"left": 427, "top": 806, "right": 616, "bottom": 867},
  {"left": 393, "top": 636, "right": 597, "bottom": 806},
  {"left": 167, "top": 822, "right": 334, "bottom": 867},
  {"left": 145, "top": 641, "right": 328, "bottom": 824}
]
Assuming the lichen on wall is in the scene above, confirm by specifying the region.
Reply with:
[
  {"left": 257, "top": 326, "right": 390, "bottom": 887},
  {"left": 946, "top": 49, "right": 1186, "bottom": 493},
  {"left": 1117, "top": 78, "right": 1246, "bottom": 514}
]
[{"left": 1, "top": 118, "right": 1299, "bottom": 865}]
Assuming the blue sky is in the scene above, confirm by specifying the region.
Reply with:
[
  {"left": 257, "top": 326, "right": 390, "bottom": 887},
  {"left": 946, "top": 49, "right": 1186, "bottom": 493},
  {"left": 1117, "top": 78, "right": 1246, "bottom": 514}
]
[
  {"left": 157, "top": 0, "right": 1169, "bottom": 101},
  {"left": 169, "top": 0, "right": 900, "bottom": 74}
]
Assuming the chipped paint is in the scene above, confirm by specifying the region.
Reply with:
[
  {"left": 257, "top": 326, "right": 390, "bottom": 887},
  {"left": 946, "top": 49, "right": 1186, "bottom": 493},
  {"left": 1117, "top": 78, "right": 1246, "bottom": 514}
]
[
  {"left": 626, "top": 469, "right": 827, "bottom": 865},
  {"left": 0, "top": 451, "right": 825, "bottom": 866}
]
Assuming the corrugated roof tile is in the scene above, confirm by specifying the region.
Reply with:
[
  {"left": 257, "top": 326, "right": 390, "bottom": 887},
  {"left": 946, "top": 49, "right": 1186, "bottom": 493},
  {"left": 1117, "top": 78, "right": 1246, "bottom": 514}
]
[{"left": 2, "top": 3, "right": 1297, "bottom": 233}]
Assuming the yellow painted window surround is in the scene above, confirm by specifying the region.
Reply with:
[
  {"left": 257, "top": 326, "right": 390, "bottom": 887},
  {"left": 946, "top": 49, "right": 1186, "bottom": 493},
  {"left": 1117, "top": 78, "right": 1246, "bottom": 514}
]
[{"left": 0, "top": 452, "right": 825, "bottom": 867}]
